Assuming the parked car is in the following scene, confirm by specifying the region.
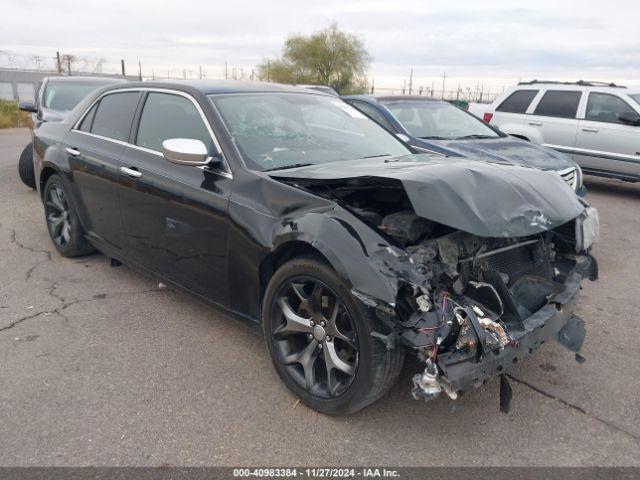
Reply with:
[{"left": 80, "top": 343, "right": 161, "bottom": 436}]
[
  {"left": 18, "top": 76, "right": 127, "bottom": 189},
  {"left": 480, "top": 80, "right": 640, "bottom": 182},
  {"left": 33, "top": 81, "right": 598, "bottom": 414},
  {"left": 296, "top": 84, "right": 339, "bottom": 96},
  {"left": 343, "top": 95, "right": 585, "bottom": 195}
]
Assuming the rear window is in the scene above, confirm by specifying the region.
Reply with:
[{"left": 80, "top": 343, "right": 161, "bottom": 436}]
[
  {"left": 533, "top": 90, "right": 581, "bottom": 119},
  {"left": 496, "top": 90, "right": 538, "bottom": 113},
  {"left": 90, "top": 92, "right": 141, "bottom": 142}
]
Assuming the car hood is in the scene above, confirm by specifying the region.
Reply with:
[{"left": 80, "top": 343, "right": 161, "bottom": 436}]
[
  {"left": 268, "top": 155, "right": 584, "bottom": 238},
  {"left": 421, "top": 137, "right": 576, "bottom": 170}
]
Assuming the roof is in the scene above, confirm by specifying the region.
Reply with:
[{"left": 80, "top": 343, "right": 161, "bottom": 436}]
[
  {"left": 106, "top": 80, "right": 331, "bottom": 95},
  {"left": 46, "top": 75, "right": 128, "bottom": 84},
  {"left": 343, "top": 94, "right": 440, "bottom": 102}
]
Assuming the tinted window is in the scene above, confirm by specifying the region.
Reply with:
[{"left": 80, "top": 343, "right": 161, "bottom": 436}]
[
  {"left": 586, "top": 93, "right": 636, "bottom": 124},
  {"left": 496, "top": 90, "right": 538, "bottom": 113},
  {"left": 534, "top": 90, "right": 581, "bottom": 118},
  {"left": 350, "top": 101, "right": 395, "bottom": 131},
  {"left": 136, "top": 93, "right": 212, "bottom": 152},
  {"left": 91, "top": 92, "right": 140, "bottom": 141},
  {"left": 79, "top": 104, "right": 97, "bottom": 132},
  {"left": 43, "top": 81, "right": 112, "bottom": 112}
]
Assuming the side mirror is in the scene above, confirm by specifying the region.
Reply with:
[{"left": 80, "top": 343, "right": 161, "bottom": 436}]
[
  {"left": 618, "top": 111, "right": 640, "bottom": 126},
  {"left": 19, "top": 101, "right": 37, "bottom": 113},
  {"left": 396, "top": 133, "right": 411, "bottom": 143},
  {"left": 162, "top": 138, "right": 211, "bottom": 166}
]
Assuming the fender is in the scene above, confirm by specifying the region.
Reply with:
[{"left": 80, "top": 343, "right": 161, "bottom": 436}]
[{"left": 496, "top": 121, "right": 545, "bottom": 144}]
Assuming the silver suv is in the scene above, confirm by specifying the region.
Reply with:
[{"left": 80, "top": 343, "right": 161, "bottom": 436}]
[{"left": 483, "top": 81, "right": 640, "bottom": 182}]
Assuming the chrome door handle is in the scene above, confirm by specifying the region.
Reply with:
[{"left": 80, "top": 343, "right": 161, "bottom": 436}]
[
  {"left": 528, "top": 121, "right": 543, "bottom": 126},
  {"left": 120, "top": 166, "right": 142, "bottom": 178},
  {"left": 581, "top": 127, "right": 599, "bottom": 132},
  {"left": 65, "top": 147, "right": 80, "bottom": 157}
]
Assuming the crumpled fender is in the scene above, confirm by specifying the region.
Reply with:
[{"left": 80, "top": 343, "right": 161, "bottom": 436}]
[{"left": 271, "top": 207, "right": 401, "bottom": 306}]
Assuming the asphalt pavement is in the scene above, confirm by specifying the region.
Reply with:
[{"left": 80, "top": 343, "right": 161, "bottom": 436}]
[{"left": 1, "top": 128, "right": 639, "bottom": 466}]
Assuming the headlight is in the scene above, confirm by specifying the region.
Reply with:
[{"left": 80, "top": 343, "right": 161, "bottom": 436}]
[{"left": 575, "top": 206, "right": 599, "bottom": 252}]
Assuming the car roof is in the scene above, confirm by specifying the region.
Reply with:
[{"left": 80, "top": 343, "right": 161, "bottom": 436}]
[
  {"left": 103, "top": 80, "right": 331, "bottom": 96},
  {"left": 45, "top": 76, "right": 128, "bottom": 84}
]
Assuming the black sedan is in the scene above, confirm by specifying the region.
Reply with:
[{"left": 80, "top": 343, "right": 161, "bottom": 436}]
[
  {"left": 342, "top": 95, "right": 586, "bottom": 196},
  {"left": 33, "top": 81, "right": 598, "bottom": 414}
]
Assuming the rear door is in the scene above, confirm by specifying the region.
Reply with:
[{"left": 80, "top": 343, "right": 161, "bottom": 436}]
[
  {"left": 117, "top": 90, "right": 233, "bottom": 304},
  {"left": 528, "top": 89, "right": 582, "bottom": 154},
  {"left": 574, "top": 91, "right": 640, "bottom": 178},
  {"left": 65, "top": 90, "right": 142, "bottom": 249}
]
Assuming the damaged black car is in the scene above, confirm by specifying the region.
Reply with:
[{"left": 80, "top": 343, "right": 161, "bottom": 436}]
[{"left": 32, "top": 81, "right": 599, "bottom": 415}]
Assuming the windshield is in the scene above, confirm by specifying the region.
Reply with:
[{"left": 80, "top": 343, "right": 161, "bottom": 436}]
[
  {"left": 629, "top": 94, "right": 640, "bottom": 106},
  {"left": 43, "top": 82, "right": 108, "bottom": 111},
  {"left": 210, "top": 93, "right": 411, "bottom": 171},
  {"left": 383, "top": 100, "right": 500, "bottom": 140}
]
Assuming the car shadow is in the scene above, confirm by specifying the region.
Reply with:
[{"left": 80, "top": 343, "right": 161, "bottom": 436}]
[{"left": 584, "top": 177, "right": 640, "bottom": 200}]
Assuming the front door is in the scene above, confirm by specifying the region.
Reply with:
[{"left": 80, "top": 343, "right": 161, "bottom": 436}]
[
  {"left": 574, "top": 92, "right": 640, "bottom": 177},
  {"left": 117, "top": 91, "right": 232, "bottom": 304}
]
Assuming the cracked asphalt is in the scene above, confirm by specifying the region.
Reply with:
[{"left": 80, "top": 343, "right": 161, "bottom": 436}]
[{"left": 1, "top": 128, "right": 640, "bottom": 466}]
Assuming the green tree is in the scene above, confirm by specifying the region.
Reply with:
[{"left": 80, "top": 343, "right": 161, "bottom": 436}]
[{"left": 258, "top": 24, "right": 371, "bottom": 94}]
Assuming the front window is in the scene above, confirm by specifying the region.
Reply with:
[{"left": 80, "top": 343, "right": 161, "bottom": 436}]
[
  {"left": 383, "top": 100, "right": 500, "bottom": 140},
  {"left": 210, "top": 93, "right": 410, "bottom": 171},
  {"left": 43, "top": 82, "right": 110, "bottom": 112},
  {"left": 586, "top": 93, "right": 636, "bottom": 125}
]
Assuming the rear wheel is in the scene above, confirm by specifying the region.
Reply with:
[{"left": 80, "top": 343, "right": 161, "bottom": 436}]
[
  {"left": 262, "top": 257, "right": 404, "bottom": 415},
  {"left": 18, "top": 143, "right": 35, "bottom": 189},
  {"left": 43, "top": 175, "right": 94, "bottom": 257}
]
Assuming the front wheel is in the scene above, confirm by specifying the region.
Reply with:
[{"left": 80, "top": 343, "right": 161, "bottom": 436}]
[{"left": 262, "top": 257, "right": 404, "bottom": 415}]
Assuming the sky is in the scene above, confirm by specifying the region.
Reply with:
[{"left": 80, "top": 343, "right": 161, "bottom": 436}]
[{"left": 2, "top": 0, "right": 639, "bottom": 94}]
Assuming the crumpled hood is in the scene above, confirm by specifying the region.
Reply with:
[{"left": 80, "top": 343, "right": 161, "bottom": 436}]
[
  {"left": 268, "top": 155, "right": 585, "bottom": 238},
  {"left": 422, "top": 137, "right": 576, "bottom": 170}
]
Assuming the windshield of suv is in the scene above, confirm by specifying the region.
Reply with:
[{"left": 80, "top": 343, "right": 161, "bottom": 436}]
[
  {"left": 383, "top": 100, "right": 500, "bottom": 140},
  {"left": 629, "top": 94, "right": 640, "bottom": 106},
  {"left": 210, "top": 93, "right": 411, "bottom": 171},
  {"left": 43, "top": 82, "right": 108, "bottom": 112}
]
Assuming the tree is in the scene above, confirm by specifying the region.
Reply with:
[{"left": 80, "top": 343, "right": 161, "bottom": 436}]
[{"left": 258, "top": 23, "right": 371, "bottom": 94}]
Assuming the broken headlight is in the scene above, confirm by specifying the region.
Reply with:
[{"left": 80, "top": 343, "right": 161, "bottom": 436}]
[{"left": 575, "top": 206, "right": 599, "bottom": 252}]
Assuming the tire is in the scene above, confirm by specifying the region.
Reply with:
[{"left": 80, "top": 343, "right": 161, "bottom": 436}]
[
  {"left": 262, "top": 257, "right": 404, "bottom": 415},
  {"left": 43, "top": 174, "right": 94, "bottom": 257},
  {"left": 18, "top": 143, "right": 36, "bottom": 189}
]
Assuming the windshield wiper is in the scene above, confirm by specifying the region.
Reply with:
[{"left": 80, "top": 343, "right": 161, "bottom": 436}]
[
  {"left": 357, "top": 154, "right": 393, "bottom": 160},
  {"left": 454, "top": 134, "right": 497, "bottom": 139},
  {"left": 264, "top": 163, "right": 314, "bottom": 172}
]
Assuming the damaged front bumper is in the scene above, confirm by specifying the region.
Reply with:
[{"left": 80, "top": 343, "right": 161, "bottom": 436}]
[{"left": 436, "top": 270, "right": 585, "bottom": 395}]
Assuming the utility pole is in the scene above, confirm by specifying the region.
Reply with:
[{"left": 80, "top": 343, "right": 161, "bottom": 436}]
[
  {"left": 152, "top": 68, "right": 155, "bottom": 80},
  {"left": 441, "top": 72, "right": 447, "bottom": 100},
  {"left": 224, "top": 61, "right": 228, "bottom": 80},
  {"left": 371, "top": 78, "right": 375, "bottom": 94},
  {"left": 199, "top": 65, "right": 202, "bottom": 79},
  {"left": 408, "top": 68, "right": 413, "bottom": 95},
  {"left": 138, "top": 61, "right": 142, "bottom": 81},
  {"left": 402, "top": 79, "right": 406, "bottom": 95},
  {"left": 66, "top": 57, "right": 71, "bottom": 75},
  {"left": 121, "top": 59, "right": 125, "bottom": 77},
  {"left": 56, "top": 51, "right": 62, "bottom": 74}
]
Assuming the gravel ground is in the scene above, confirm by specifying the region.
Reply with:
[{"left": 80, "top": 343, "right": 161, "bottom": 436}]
[{"left": 1, "top": 128, "right": 639, "bottom": 466}]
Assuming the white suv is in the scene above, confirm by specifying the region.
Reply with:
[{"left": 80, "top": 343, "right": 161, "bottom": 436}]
[{"left": 482, "top": 81, "right": 640, "bottom": 182}]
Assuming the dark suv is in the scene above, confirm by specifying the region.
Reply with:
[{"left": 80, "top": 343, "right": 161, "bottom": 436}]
[{"left": 18, "top": 76, "right": 127, "bottom": 188}]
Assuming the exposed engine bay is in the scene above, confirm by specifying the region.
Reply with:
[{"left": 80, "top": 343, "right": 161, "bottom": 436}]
[{"left": 288, "top": 175, "right": 599, "bottom": 409}]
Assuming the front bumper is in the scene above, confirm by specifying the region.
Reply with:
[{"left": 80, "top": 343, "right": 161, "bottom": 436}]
[{"left": 436, "top": 269, "right": 585, "bottom": 394}]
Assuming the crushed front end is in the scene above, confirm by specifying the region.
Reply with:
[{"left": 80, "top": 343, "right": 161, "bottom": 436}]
[{"left": 364, "top": 206, "right": 599, "bottom": 407}]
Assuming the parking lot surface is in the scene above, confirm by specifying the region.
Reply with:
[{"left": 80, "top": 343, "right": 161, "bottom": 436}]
[{"left": 1, "top": 128, "right": 639, "bottom": 466}]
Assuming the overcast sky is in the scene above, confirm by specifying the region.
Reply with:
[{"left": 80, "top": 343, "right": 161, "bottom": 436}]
[{"left": 2, "top": 0, "right": 639, "bottom": 91}]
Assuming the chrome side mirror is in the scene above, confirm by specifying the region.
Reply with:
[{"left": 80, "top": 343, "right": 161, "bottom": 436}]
[{"left": 162, "top": 138, "right": 211, "bottom": 166}]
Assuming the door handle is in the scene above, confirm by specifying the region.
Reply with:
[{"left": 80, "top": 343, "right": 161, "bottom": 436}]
[
  {"left": 65, "top": 147, "right": 80, "bottom": 157},
  {"left": 120, "top": 166, "right": 142, "bottom": 178},
  {"left": 581, "top": 127, "right": 599, "bottom": 133},
  {"left": 528, "top": 121, "right": 543, "bottom": 126}
]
